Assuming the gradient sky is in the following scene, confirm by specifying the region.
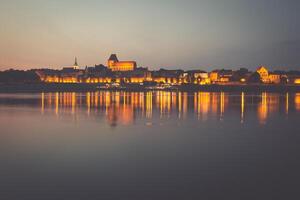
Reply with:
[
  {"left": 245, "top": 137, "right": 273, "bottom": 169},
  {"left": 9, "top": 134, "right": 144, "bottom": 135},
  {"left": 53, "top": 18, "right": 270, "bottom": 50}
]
[{"left": 0, "top": 0, "right": 299, "bottom": 71}]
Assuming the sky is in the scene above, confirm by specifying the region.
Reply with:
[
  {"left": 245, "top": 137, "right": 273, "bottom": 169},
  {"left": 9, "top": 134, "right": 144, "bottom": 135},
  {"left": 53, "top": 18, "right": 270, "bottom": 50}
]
[{"left": 0, "top": 0, "right": 299, "bottom": 71}]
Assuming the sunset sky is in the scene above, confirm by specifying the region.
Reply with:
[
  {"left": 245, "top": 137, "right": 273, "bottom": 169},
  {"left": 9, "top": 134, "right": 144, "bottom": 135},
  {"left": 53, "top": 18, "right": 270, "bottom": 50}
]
[{"left": 0, "top": 0, "right": 299, "bottom": 71}]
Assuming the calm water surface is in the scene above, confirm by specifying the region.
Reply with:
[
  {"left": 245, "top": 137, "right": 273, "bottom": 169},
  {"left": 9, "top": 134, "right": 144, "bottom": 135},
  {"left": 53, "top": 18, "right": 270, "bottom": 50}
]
[{"left": 0, "top": 91, "right": 300, "bottom": 200}]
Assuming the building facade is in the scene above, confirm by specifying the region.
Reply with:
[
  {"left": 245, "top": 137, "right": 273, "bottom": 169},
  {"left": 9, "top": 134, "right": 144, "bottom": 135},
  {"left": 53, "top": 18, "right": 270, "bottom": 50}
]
[
  {"left": 257, "top": 66, "right": 269, "bottom": 83},
  {"left": 107, "top": 54, "right": 137, "bottom": 72},
  {"left": 257, "top": 66, "right": 281, "bottom": 84}
]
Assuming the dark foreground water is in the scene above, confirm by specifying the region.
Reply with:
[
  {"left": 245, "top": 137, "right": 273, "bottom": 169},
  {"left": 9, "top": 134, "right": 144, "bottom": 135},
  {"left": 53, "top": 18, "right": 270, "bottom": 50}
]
[{"left": 0, "top": 91, "right": 299, "bottom": 200}]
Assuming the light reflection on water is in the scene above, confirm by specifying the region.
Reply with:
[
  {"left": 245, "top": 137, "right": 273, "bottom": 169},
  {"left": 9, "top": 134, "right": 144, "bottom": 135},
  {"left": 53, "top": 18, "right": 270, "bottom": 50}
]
[
  {"left": 0, "top": 91, "right": 300, "bottom": 199},
  {"left": 0, "top": 91, "right": 299, "bottom": 128},
  {"left": 33, "top": 91, "right": 300, "bottom": 126}
]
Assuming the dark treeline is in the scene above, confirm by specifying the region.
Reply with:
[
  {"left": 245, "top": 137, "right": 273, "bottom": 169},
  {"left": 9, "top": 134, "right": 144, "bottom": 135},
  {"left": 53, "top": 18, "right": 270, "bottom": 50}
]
[{"left": 0, "top": 69, "right": 40, "bottom": 83}]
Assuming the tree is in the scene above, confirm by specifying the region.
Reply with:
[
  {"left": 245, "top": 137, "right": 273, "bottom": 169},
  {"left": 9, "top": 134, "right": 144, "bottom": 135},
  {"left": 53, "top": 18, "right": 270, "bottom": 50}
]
[
  {"left": 0, "top": 70, "right": 40, "bottom": 83},
  {"left": 247, "top": 72, "right": 262, "bottom": 83}
]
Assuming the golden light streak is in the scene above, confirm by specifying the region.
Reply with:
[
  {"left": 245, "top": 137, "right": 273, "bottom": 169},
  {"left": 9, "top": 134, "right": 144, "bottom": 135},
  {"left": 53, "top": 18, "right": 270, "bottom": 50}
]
[
  {"left": 211, "top": 93, "right": 218, "bottom": 115},
  {"left": 197, "top": 92, "right": 201, "bottom": 119},
  {"left": 86, "top": 92, "right": 91, "bottom": 115},
  {"left": 166, "top": 92, "right": 171, "bottom": 115},
  {"left": 105, "top": 91, "right": 111, "bottom": 110},
  {"left": 178, "top": 92, "right": 182, "bottom": 119},
  {"left": 172, "top": 92, "right": 177, "bottom": 110},
  {"left": 47, "top": 93, "right": 52, "bottom": 106},
  {"left": 139, "top": 93, "right": 144, "bottom": 113},
  {"left": 194, "top": 92, "right": 197, "bottom": 114},
  {"left": 94, "top": 92, "right": 99, "bottom": 108},
  {"left": 55, "top": 92, "right": 59, "bottom": 115},
  {"left": 71, "top": 92, "right": 76, "bottom": 115},
  {"left": 159, "top": 91, "right": 163, "bottom": 117},
  {"left": 182, "top": 92, "right": 188, "bottom": 119},
  {"left": 41, "top": 92, "right": 45, "bottom": 114},
  {"left": 196, "top": 92, "right": 210, "bottom": 121},
  {"left": 220, "top": 92, "right": 225, "bottom": 120},
  {"left": 34, "top": 91, "right": 297, "bottom": 126},
  {"left": 146, "top": 92, "right": 153, "bottom": 119},
  {"left": 295, "top": 93, "right": 300, "bottom": 111},
  {"left": 286, "top": 93, "right": 289, "bottom": 114},
  {"left": 241, "top": 92, "right": 245, "bottom": 123},
  {"left": 258, "top": 92, "right": 268, "bottom": 124}
]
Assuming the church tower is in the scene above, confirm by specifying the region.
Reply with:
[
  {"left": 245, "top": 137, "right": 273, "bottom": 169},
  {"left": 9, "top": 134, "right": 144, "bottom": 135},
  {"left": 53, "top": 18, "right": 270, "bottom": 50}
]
[
  {"left": 108, "top": 54, "right": 119, "bottom": 68},
  {"left": 73, "top": 57, "right": 79, "bottom": 69}
]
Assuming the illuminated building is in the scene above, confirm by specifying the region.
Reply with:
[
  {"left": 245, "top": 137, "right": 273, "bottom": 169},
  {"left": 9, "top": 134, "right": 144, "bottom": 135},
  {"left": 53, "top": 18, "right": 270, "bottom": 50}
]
[
  {"left": 209, "top": 70, "right": 233, "bottom": 83},
  {"left": 107, "top": 54, "right": 137, "bottom": 72},
  {"left": 36, "top": 58, "right": 83, "bottom": 83},
  {"left": 124, "top": 67, "right": 152, "bottom": 83},
  {"left": 152, "top": 69, "right": 183, "bottom": 84},
  {"left": 73, "top": 57, "right": 79, "bottom": 70},
  {"left": 62, "top": 57, "right": 80, "bottom": 70},
  {"left": 257, "top": 66, "right": 282, "bottom": 84},
  {"left": 286, "top": 74, "right": 300, "bottom": 85},
  {"left": 34, "top": 54, "right": 300, "bottom": 86},
  {"left": 268, "top": 73, "right": 281, "bottom": 84},
  {"left": 209, "top": 71, "right": 219, "bottom": 83},
  {"left": 256, "top": 66, "right": 269, "bottom": 83},
  {"left": 186, "top": 70, "right": 211, "bottom": 85},
  {"left": 294, "top": 79, "right": 300, "bottom": 84}
]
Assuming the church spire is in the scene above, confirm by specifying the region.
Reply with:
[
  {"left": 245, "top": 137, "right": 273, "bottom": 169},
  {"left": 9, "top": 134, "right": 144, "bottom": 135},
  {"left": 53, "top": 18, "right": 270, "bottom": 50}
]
[{"left": 74, "top": 57, "right": 78, "bottom": 66}]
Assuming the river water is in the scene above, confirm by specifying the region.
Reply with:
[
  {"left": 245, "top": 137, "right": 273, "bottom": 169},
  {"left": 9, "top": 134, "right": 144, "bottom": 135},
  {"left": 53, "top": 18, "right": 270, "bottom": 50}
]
[{"left": 0, "top": 91, "right": 299, "bottom": 199}]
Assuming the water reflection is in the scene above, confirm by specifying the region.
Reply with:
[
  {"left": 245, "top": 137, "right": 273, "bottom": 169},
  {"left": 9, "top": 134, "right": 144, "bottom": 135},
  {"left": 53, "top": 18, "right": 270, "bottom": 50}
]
[
  {"left": 0, "top": 92, "right": 299, "bottom": 126},
  {"left": 295, "top": 93, "right": 300, "bottom": 111},
  {"left": 32, "top": 91, "right": 300, "bottom": 124},
  {"left": 241, "top": 92, "right": 245, "bottom": 123}
]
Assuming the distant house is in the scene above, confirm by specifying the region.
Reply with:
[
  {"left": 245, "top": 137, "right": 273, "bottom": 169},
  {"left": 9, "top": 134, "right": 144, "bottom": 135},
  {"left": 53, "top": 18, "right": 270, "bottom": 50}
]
[
  {"left": 152, "top": 69, "right": 184, "bottom": 84},
  {"left": 268, "top": 73, "right": 281, "bottom": 84},
  {"left": 286, "top": 71, "right": 300, "bottom": 84},
  {"left": 209, "top": 69, "right": 233, "bottom": 83},
  {"left": 256, "top": 66, "right": 269, "bottom": 83},
  {"left": 80, "top": 65, "right": 113, "bottom": 83},
  {"left": 36, "top": 58, "right": 84, "bottom": 83},
  {"left": 113, "top": 67, "right": 152, "bottom": 84},
  {"left": 186, "top": 70, "right": 210, "bottom": 85},
  {"left": 256, "top": 66, "right": 284, "bottom": 84},
  {"left": 62, "top": 57, "right": 80, "bottom": 70},
  {"left": 85, "top": 64, "right": 112, "bottom": 77},
  {"left": 36, "top": 68, "right": 83, "bottom": 83},
  {"left": 209, "top": 71, "right": 219, "bottom": 83}
]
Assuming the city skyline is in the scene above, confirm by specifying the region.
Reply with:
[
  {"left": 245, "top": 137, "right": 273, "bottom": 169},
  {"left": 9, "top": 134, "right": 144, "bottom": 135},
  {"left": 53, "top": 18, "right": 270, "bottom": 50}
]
[{"left": 0, "top": 0, "right": 299, "bottom": 71}]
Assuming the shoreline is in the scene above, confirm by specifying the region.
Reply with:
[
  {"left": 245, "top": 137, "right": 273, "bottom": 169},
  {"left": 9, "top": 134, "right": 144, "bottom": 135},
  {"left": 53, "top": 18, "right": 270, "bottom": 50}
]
[{"left": 0, "top": 83, "right": 300, "bottom": 93}]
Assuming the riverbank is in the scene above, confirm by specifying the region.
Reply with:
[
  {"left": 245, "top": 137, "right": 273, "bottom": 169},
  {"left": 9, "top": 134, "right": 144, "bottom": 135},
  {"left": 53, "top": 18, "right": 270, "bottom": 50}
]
[{"left": 0, "top": 83, "right": 300, "bottom": 93}]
